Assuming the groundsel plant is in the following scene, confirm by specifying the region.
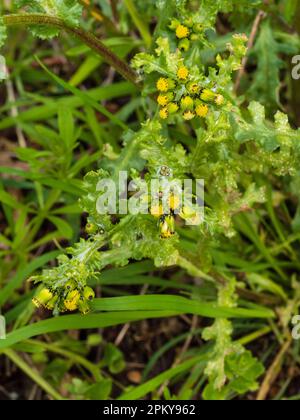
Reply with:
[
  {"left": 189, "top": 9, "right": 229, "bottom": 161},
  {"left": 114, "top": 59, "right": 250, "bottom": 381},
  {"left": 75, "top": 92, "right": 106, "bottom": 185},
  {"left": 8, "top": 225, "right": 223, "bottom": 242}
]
[{"left": 1, "top": 0, "right": 300, "bottom": 399}]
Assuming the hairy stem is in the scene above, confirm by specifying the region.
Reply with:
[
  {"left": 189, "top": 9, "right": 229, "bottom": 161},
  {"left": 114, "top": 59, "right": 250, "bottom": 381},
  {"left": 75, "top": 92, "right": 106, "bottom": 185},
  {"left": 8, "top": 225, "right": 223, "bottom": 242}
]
[{"left": 3, "top": 13, "right": 140, "bottom": 87}]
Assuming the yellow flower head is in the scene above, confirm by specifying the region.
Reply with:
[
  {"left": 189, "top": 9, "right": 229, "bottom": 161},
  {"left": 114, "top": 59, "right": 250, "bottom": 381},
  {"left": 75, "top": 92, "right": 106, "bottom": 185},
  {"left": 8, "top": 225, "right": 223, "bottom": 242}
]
[
  {"left": 181, "top": 96, "right": 194, "bottom": 110},
  {"left": 168, "top": 102, "right": 179, "bottom": 114},
  {"left": 169, "top": 193, "right": 181, "bottom": 211},
  {"left": 196, "top": 104, "right": 209, "bottom": 118},
  {"left": 183, "top": 110, "right": 195, "bottom": 120},
  {"left": 215, "top": 94, "right": 225, "bottom": 106},
  {"left": 157, "top": 94, "right": 169, "bottom": 106},
  {"left": 45, "top": 295, "right": 58, "bottom": 310},
  {"left": 64, "top": 290, "right": 80, "bottom": 311},
  {"left": 159, "top": 107, "right": 169, "bottom": 120},
  {"left": 150, "top": 204, "right": 164, "bottom": 218},
  {"left": 177, "top": 66, "right": 189, "bottom": 81},
  {"left": 200, "top": 88, "right": 216, "bottom": 102},
  {"left": 187, "top": 82, "right": 200, "bottom": 94},
  {"left": 176, "top": 24, "right": 189, "bottom": 39},
  {"left": 157, "top": 78, "right": 169, "bottom": 92}
]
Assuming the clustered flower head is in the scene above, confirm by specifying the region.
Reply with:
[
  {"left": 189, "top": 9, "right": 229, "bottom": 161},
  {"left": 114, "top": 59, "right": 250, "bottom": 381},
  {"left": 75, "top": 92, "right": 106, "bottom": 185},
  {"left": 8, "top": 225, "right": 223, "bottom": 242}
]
[
  {"left": 31, "top": 258, "right": 96, "bottom": 314},
  {"left": 156, "top": 71, "right": 225, "bottom": 121},
  {"left": 169, "top": 17, "right": 205, "bottom": 52},
  {"left": 32, "top": 283, "right": 95, "bottom": 314}
]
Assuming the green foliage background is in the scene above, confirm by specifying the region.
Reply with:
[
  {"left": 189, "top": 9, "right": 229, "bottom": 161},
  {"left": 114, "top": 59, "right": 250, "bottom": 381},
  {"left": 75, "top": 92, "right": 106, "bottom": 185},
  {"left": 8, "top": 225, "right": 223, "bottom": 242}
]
[{"left": 0, "top": 0, "right": 300, "bottom": 401}]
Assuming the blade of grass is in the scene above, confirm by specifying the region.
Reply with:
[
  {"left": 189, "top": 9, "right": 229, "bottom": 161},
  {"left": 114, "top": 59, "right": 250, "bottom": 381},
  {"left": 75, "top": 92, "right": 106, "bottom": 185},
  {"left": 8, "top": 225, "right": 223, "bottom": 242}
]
[
  {"left": 0, "top": 82, "right": 136, "bottom": 130},
  {"left": 0, "top": 311, "right": 180, "bottom": 350},
  {"left": 90, "top": 295, "right": 274, "bottom": 319},
  {"left": 36, "top": 58, "right": 129, "bottom": 131},
  {"left": 1, "top": 348, "right": 64, "bottom": 400},
  {"left": 123, "top": 0, "right": 152, "bottom": 48},
  {"left": 0, "top": 251, "right": 60, "bottom": 307}
]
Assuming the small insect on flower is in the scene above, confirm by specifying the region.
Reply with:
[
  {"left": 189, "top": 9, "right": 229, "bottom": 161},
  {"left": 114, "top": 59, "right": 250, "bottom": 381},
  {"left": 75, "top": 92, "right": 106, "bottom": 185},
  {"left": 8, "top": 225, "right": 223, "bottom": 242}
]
[
  {"left": 156, "top": 78, "right": 169, "bottom": 92},
  {"left": 176, "top": 24, "right": 190, "bottom": 39},
  {"left": 159, "top": 165, "right": 172, "bottom": 177},
  {"left": 32, "top": 288, "right": 53, "bottom": 308},
  {"left": 159, "top": 107, "right": 169, "bottom": 120},
  {"left": 177, "top": 66, "right": 189, "bottom": 81},
  {"left": 195, "top": 104, "right": 209, "bottom": 118},
  {"left": 159, "top": 215, "right": 175, "bottom": 239}
]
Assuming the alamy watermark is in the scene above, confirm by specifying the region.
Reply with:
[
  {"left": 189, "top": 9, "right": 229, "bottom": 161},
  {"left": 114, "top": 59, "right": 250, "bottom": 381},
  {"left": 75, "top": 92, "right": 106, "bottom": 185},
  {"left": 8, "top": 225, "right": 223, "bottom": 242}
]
[
  {"left": 292, "top": 55, "right": 300, "bottom": 80},
  {"left": 292, "top": 315, "right": 300, "bottom": 340},
  {"left": 95, "top": 170, "right": 204, "bottom": 226}
]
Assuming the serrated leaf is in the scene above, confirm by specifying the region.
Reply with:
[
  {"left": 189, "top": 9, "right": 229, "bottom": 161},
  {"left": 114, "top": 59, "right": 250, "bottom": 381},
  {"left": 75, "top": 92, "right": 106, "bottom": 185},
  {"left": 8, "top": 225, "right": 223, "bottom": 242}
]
[{"left": 225, "top": 351, "right": 265, "bottom": 394}]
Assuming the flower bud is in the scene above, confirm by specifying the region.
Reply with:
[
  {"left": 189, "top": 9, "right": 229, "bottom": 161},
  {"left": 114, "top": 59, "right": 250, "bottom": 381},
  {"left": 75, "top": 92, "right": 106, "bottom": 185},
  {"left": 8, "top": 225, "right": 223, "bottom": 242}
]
[
  {"left": 83, "top": 286, "right": 95, "bottom": 301},
  {"left": 178, "top": 39, "right": 190, "bottom": 52},
  {"left": 32, "top": 288, "right": 53, "bottom": 308},
  {"left": 181, "top": 96, "right": 194, "bottom": 110}
]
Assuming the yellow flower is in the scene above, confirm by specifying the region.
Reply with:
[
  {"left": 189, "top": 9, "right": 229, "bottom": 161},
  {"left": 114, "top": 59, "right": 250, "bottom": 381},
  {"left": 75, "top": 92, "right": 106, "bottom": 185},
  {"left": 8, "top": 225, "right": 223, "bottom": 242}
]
[
  {"left": 83, "top": 286, "right": 95, "bottom": 301},
  {"left": 169, "top": 194, "right": 181, "bottom": 211},
  {"left": 157, "top": 78, "right": 169, "bottom": 92},
  {"left": 215, "top": 94, "right": 225, "bottom": 106},
  {"left": 157, "top": 94, "right": 169, "bottom": 106},
  {"left": 183, "top": 110, "right": 195, "bottom": 120},
  {"left": 200, "top": 88, "right": 216, "bottom": 102},
  {"left": 196, "top": 104, "right": 209, "bottom": 117},
  {"left": 177, "top": 66, "right": 189, "bottom": 80},
  {"left": 176, "top": 24, "right": 189, "bottom": 39},
  {"left": 168, "top": 102, "right": 179, "bottom": 114},
  {"left": 181, "top": 96, "right": 194, "bottom": 110},
  {"left": 159, "top": 107, "right": 169, "bottom": 120},
  {"left": 187, "top": 82, "right": 200, "bottom": 94},
  {"left": 151, "top": 204, "right": 164, "bottom": 218},
  {"left": 64, "top": 290, "right": 80, "bottom": 311},
  {"left": 32, "top": 288, "right": 53, "bottom": 308}
]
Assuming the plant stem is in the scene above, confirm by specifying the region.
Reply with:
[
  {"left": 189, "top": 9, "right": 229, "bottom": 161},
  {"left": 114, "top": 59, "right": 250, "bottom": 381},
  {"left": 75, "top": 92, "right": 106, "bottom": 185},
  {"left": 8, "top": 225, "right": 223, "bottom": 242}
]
[
  {"left": 1, "top": 348, "right": 64, "bottom": 400},
  {"left": 3, "top": 13, "right": 140, "bottom": 87}
]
